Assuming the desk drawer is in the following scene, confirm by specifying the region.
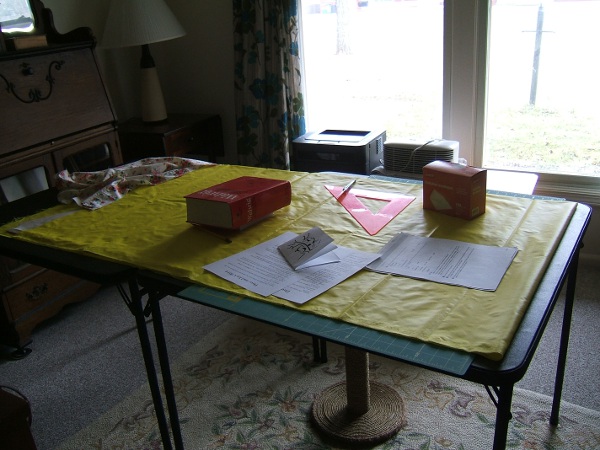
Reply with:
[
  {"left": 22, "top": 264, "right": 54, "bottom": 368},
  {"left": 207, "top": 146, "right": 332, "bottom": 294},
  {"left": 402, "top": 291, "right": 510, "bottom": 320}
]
[
  {"left": 0, "top": 257, "right": 44, "bottom": 287},
  {"left": 164, "top": 126, "right": 203, "bottom": 156},
  {"left": 4, "top": 269, "right": 83, "bottom": 321}
]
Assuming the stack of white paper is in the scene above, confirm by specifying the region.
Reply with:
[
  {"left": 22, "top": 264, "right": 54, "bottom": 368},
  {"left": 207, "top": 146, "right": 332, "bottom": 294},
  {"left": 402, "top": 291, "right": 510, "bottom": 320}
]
[
  {"left": 367, "top": 233, "right": 518, "bottom": 291},
  {"left": 204, "top": 229, "right": 380, "bottom": 304}
]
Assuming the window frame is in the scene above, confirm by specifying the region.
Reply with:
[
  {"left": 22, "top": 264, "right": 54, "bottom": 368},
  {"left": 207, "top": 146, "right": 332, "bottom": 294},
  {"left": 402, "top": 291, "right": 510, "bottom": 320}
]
[{"left": 443, "top": 0, "right": 600, "bottom": 203}]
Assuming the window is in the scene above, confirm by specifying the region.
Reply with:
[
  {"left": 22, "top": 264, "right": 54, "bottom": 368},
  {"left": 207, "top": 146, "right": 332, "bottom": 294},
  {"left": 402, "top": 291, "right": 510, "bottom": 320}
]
[
  {"left": 301, "top": 0, "right": 443, "bottom": 142},
  {"left": 0, "top": 0, "right": 35, "bottom": 33},
  {"left": 485, "top": 1, "right": 600, "bottom": 178},
  {"left": 301, "top": 0, "right": 600, "bottom": 201}
]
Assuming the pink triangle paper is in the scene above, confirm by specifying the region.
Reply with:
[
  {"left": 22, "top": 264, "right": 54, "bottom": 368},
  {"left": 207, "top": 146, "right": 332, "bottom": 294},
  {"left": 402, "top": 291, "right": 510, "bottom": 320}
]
[{"left": 325, "top": 185, "right": 415, "bottom": 235}]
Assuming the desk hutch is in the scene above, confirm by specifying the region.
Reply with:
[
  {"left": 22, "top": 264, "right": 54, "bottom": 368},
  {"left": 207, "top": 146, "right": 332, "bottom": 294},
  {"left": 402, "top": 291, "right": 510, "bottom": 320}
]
[{"left": 0, "top": 0, "right": 122, "bottom": 355}]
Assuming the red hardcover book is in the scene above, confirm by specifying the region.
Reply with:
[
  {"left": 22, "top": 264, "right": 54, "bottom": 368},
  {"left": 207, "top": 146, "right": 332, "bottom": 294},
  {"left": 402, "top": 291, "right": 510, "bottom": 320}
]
[{"left": 185, "top": 176, "right": 292, "bottom": 229}]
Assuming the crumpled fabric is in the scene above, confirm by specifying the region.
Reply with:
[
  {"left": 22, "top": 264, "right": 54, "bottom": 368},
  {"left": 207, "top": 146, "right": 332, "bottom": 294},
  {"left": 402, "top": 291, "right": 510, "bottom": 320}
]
[{"left": 55, "top": 157, "right": 215, "bottom": 210}]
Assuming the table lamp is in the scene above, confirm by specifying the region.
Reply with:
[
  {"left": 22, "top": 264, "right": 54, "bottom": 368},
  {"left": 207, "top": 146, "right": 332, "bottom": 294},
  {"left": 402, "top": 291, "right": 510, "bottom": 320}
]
[{"left": 101, "top": 0, "right": 185, "bottom": 123}]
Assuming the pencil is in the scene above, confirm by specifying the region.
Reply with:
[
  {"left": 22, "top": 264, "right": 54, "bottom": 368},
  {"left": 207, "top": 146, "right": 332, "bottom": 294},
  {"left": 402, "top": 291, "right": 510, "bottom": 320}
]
[{"left": 339, "top": 179, "right": 356, "bottom": 196}]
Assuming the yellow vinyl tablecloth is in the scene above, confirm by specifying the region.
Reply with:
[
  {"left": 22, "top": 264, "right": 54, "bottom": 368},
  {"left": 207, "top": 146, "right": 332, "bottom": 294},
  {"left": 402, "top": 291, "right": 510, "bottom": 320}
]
[{"left": 1, "top": 164, "right": 577, "bottom": 360}]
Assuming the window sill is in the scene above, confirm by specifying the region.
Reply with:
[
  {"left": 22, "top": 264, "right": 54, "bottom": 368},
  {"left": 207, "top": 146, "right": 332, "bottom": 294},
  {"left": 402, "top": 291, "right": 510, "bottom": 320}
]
[{"left": 534, "top": 173, "right": 600, "bottom": 206}]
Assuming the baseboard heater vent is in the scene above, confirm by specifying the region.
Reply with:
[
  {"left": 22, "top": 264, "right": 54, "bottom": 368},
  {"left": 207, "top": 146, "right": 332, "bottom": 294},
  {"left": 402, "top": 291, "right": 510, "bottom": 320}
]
[{"left": 372, "top": 139, "right": 459, "bottom": 179}]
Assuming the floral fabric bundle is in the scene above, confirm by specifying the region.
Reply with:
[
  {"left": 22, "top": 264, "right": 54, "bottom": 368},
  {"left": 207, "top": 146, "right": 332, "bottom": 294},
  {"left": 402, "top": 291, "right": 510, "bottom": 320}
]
[{"left": 56, "top": 157, "right": 215, "bottom": 210}]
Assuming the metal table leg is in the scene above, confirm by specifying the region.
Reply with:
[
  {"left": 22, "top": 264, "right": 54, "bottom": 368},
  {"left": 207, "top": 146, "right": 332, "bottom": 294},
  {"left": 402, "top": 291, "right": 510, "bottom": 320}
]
[
  {"left": 492, "top": 384, "right": 514, "bottom": 450},
  {"left": 126, "top": 279, "right": 174, "bottom": 450},
  {"left": 148, "top": 290, "right": 185, "bottom": 450},
  {"left": 551, "top": 248, "right": 579, "bottom": 425}
]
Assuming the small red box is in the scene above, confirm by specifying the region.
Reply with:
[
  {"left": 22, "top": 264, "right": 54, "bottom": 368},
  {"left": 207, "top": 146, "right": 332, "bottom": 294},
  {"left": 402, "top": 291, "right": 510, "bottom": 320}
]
[{"left": 422, "top": 161, "right": 487, "bottom": 220}]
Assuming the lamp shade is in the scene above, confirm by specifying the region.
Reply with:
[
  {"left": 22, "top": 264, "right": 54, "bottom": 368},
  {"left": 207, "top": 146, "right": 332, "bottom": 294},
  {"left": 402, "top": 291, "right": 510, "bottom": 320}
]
[{"left": 101, "top": 0, "right": 185, "bottom": 48}]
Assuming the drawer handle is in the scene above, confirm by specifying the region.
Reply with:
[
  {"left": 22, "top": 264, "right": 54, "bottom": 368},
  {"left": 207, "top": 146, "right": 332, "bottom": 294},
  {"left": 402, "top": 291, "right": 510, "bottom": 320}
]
[
  {"left": 0, "top": 60, "right": 65, "bottom": 104},
  {"left": 21, "top": 66, "right": 35, "bottom": 76},
  {"left": 26, "top": 283, "right": 49, "bottom": 301}
]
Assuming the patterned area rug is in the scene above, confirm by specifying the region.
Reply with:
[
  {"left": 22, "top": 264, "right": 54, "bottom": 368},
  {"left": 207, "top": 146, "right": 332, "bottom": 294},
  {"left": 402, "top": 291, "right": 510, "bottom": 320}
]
[{"left": 58, "top": 317, "right": 600, "bottom": 449}]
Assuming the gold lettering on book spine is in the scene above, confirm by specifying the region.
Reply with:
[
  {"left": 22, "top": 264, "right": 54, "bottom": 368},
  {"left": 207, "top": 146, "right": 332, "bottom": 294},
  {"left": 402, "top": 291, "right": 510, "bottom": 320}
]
[{"left": 202, "top": 189, "right": 238, "bottom": 201}]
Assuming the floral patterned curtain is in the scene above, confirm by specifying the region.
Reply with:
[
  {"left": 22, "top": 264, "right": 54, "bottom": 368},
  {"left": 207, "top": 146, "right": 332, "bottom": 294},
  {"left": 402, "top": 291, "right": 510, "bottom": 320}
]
[{"left": 233, "top": 0, "right": 306, "bottom": 169}]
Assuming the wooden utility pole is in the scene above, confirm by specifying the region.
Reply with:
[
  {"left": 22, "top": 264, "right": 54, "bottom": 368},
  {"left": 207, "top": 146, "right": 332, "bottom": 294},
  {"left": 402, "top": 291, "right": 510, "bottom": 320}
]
[
  {"left": 336, "top": 0, "right": 355, "bottom": 55},
  {"left": 529, "top": 3, "right": 545, "bottom": 106}
]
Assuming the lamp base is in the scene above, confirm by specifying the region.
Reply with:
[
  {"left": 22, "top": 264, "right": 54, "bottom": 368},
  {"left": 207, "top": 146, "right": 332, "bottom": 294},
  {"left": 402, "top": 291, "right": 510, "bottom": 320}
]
[{"left": 141, "top": 66, "right": 168, "bottom": 123}]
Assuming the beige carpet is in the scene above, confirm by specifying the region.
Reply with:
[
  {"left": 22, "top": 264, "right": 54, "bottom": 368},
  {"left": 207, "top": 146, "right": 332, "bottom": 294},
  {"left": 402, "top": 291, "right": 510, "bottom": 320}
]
[{"left": 58, "top": 317, "right": 600, "bottom": 450}]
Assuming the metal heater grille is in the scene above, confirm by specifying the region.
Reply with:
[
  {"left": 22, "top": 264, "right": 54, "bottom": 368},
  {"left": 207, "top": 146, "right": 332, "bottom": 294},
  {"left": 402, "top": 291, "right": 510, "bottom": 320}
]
[{"left": 383, "top": 140, "right": 459, "bottom": 175}]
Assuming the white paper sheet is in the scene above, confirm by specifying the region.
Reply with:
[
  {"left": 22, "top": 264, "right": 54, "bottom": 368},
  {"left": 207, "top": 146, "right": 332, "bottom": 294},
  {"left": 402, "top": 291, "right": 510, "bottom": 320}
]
[
  {"left": 367, "top": 233, "right": 518, "bottom": 291},
  {"left": 274, "top": 246, "right": 380, "bottom": 303},
  {"left": 204, "top": 232, "right": 380, "bottom": 304},
  {"left": 8, "top": 210, "right": 77, "bottom": 234}
]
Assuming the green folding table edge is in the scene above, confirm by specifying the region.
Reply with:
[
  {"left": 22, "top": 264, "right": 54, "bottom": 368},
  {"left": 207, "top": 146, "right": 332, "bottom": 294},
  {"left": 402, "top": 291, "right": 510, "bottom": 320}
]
[{"left": 178, "top": 285, "right": 474, "bottom": 375}]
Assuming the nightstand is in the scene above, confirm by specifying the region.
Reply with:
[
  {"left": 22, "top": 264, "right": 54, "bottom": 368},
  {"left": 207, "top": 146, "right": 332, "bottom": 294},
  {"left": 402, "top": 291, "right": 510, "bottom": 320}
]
[{"left": 118, "top": 113, "right": 224, "bottom": 163}]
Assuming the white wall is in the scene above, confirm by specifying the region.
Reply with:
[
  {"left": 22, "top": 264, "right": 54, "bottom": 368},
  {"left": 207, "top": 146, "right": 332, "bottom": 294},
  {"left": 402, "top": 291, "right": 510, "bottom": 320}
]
[
  {"left": 44, "top": 0, "right": 237, "bottom": 163},
  {"left": 577, "top": 203, "right": 600, "bottom": 265}
]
